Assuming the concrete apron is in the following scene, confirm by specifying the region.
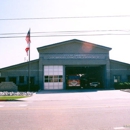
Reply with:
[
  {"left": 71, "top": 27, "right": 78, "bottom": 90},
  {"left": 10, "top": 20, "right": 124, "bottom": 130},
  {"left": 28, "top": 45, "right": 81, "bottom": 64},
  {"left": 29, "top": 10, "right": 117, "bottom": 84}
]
[{"left": 19, "top": 90, "right": 130, "bottom": 101}]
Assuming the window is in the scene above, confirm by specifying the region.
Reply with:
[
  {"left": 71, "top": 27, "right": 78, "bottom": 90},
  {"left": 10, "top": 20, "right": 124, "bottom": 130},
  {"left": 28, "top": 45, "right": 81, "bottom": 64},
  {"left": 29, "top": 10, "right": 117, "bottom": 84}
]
[
  {"left": 9, "top": 77, "right": 17, "bottom": 84},
  {"left": 27, "top": 77, "right": 35, "bottom": 85},
  {"left": 45, "top": 76, "right": 48, "bottom": 82},
  {"left": 19, "top": 76, "right": 24, "bottom": 83},
  {"left": 114, "top": 75, "right": 121, "bottom": 83},
  {"left": 48, "top": 76, "right": 53, "bottom": 82},
  {"left": 44, "top": 75, "right": 63, "bottom": 82},
  {"left": 30, "top": 77, "right": 35, "bottom": 85},
  {"left": 54, "top": 76, "right": 58, "bottom": 82},
  {"left": 0, "top": 77, "right": 5, "bottom": 83},
  {"left": 59, "top": 75, "right": 63, "bottom": 82}
]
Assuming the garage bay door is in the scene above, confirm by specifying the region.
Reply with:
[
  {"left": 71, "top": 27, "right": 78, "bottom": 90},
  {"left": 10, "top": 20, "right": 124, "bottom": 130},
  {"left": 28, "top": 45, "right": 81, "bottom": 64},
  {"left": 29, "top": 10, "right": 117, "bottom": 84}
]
[{"left": 44, "top": 66, "right": 63, "bottom": 90}]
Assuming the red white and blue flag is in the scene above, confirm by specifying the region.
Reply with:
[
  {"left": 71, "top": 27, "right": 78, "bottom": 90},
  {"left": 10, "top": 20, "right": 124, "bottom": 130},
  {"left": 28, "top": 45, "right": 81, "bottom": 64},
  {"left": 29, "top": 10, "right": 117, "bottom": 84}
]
[{"left": 25, "top": 29, "right": 31, "bottom": 55}]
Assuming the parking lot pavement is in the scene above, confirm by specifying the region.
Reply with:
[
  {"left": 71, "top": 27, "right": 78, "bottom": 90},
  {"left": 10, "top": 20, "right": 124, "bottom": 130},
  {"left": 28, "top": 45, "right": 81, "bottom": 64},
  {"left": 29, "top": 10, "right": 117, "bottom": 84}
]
[{"left": 20, "top": 89, "right": 130, "bottom": 101}]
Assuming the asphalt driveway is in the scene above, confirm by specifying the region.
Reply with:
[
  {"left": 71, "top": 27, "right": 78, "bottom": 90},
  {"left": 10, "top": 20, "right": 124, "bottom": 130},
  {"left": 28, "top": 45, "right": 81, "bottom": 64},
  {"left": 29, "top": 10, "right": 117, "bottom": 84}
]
[{"left": 21, "top": 89, "right": 130, "bottom": 101}]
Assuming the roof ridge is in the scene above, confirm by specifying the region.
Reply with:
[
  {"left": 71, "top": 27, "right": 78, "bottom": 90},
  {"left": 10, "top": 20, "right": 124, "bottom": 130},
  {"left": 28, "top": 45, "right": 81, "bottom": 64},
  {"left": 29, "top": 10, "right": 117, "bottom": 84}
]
[{"left": 37, "top": 39, "right": 112, "bottom": 51}]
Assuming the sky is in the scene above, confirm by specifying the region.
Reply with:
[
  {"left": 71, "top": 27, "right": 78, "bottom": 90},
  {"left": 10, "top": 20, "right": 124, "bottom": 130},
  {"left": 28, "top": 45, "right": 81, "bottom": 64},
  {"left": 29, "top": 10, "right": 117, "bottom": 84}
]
[{"left": 0, "top": 0, "right": 130, "bottom": 68}]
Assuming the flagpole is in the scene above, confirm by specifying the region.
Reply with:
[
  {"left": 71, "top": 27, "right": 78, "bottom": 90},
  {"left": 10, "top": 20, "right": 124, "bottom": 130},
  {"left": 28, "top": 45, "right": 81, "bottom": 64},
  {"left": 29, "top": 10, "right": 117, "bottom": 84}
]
[
  {"left": 25, "top": 28, "right": 31, "bottom": 92},
  {"left": 28, "top": 43, "right": 30, "bottom": 91},
  {"left": 28, "top": 28, "right": 31, "bottom": 92}
]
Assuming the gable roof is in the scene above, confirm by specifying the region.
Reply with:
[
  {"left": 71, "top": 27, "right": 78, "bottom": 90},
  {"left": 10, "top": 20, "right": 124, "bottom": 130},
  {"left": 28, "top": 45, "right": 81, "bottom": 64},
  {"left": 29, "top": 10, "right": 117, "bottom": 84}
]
[
  {"left": 110, "top": 59, "right": 130, "bottom": 66},
  {"left": 0, "top": 59, "right": 39, "bottom": 70},
  {"left": 37, "top": 39, "right": 112, "bottom": 52}
]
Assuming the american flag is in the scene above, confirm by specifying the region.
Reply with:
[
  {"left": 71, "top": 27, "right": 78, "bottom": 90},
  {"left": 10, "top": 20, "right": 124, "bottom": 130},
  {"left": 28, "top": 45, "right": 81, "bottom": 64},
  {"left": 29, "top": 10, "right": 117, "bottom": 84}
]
[{"left": 25, "top": 29, "right": 31, "bottom": 55}]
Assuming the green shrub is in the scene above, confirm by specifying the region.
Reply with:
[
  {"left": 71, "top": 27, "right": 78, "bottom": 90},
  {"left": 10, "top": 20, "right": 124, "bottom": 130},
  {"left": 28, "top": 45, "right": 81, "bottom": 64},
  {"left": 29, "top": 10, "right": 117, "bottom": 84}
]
[{"left": 114, "top": 82, "right": 130, "bottom": 89}]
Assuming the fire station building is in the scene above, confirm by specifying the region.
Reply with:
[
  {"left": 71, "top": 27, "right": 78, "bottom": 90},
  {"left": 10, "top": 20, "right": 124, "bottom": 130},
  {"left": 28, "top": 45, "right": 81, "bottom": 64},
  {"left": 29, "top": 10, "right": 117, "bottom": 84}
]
[{"left": 0, "top": 39, "right": 130, "bottom": 90}]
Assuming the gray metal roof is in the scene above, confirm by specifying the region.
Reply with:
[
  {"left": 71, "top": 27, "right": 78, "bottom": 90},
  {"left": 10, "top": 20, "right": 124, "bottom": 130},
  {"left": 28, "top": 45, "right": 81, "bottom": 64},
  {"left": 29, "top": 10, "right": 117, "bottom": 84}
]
[
  {"left": 37, "top": 39, "right": 112, "bottom": 52},
  {"left": 0, "top": 59, "right": 39, "bottom": 70}
]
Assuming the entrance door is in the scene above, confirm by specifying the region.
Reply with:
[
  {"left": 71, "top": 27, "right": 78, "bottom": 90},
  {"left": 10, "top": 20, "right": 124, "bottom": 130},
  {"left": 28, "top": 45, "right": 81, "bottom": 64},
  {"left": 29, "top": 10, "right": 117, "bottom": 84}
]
[
  {"left": 65, "top": 66, "right": 105, "bottom": 89},
  {"left": 44, "top": 66, "right": 63, "bottom": 90}
]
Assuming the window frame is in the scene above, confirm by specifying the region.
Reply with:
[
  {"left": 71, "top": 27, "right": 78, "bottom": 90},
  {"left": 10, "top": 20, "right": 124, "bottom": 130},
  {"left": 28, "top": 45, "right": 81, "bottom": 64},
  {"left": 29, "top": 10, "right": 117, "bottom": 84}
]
[{"left": 114, "top": 75, "right": 121, "bottom": 83}]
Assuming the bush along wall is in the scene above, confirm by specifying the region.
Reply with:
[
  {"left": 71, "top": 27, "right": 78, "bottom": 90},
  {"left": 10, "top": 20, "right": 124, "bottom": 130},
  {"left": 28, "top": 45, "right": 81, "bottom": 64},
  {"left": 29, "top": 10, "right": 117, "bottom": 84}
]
[{"left": 114, "top": 82, "right": 130, "bottom": 89}]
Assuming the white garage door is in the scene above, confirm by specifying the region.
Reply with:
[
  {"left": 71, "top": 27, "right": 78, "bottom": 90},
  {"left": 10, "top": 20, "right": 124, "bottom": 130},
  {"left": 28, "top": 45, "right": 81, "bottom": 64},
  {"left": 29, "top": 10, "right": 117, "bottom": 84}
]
[{"left": 44, "top": 65, "right": 63, "bottom": 90}]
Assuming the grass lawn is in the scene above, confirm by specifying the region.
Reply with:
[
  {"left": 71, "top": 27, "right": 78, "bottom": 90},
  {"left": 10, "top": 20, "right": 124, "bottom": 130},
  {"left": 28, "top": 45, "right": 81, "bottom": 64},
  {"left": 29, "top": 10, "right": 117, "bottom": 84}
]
[{"left": 0, "top": 96, "right": 27, "bottom": 101}]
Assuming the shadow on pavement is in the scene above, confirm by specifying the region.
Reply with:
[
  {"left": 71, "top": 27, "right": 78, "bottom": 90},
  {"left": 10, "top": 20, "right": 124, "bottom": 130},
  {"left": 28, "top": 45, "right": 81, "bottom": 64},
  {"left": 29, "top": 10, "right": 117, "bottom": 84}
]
[
  {"left": 120, "top": 89, "right": 130, "bottom": 93},
  {"left": 36, "top": 88, "right": 105, "bottom": 94}
]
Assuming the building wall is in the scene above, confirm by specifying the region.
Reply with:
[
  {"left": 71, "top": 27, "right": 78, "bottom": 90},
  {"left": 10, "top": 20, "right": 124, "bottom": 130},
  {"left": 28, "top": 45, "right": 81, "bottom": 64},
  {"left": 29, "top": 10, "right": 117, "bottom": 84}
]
[
  {"left": 110, "top": 60, "right": 130, "bottom": 87},
  {"left": 38, "top": 40, "right": 111, "bottom": 89},
  {"left": 0, "top": 60, "right": 39, "bottom": 86}
]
